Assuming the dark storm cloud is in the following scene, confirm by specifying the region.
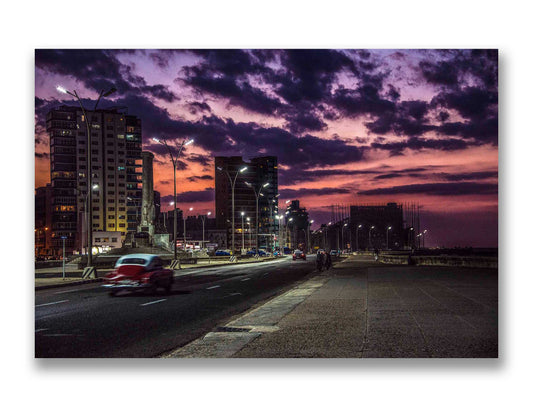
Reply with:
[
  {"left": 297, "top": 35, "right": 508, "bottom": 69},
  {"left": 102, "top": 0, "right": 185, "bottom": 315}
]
[
  {"left": 419, "top": 49, "right": 497, "bottom": 89},
  {"left": 431, "top": 87, "right": 497, "bottom": 120},
  {"left": 331, "top": 82, "right": 395, "bottom": 119},
  {"left": 175, "top": 187, "right": 215, "bottom": 202},
  {"left": 279, "top": 168, "right": 382, "bottom": 185},
  {"left": 280, "top": 187, "right": 352, "bottom": 197},
  {"left": 436, "top": 171, "right": 498, "bottom": 181},
  {"left": 187, "top": 101, "right": 212, "bottom": 115},
  {"left": 187, "top": 175, "right": 214, "bottom": 182},
  {"left": 358, "top": 181, "right": 497, "bottom": 196},
  {"left": 371, "top": 137, "right": 471, "bottom": 154},
  {"left": 182, "top": 50, "right": 282, "bottom": 115},
  {"left": 35, "top": 49, "right": 179, "bottom": 102},
  {"left": 272, "top": 49, "right": 357, "bottom": 104},
  {"left": 112, "top": 94, "right": 365, "bottom": 169}
]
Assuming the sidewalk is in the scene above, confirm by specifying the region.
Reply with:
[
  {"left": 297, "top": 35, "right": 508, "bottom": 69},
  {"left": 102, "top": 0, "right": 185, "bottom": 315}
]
[
  {"left": 163, "top": 254, "right": 498, "bottom": 358},
  {"left": 163, "top": 255, "right": 374, "bottom": 358}
]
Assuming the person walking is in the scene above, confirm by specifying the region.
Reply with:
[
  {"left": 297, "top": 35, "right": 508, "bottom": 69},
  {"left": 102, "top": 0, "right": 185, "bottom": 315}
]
[
  {"left": 325, "top": 250, "right": 332, "bottom": 270},
  {"left": 316, "top": 250, "right": 325, "bottom": 272}
]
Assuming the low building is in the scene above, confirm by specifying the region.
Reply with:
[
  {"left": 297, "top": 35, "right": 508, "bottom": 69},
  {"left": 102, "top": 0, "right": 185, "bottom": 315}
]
[{"left": 92, "top": 231, "right": 122, "bottom": 253}]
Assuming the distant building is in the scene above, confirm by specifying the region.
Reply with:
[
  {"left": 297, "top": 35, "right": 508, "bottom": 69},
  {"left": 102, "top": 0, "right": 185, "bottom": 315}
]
[
  {"left": 349, "top": 203, "right": 405, "bottom": 250},
  {"left": 215, "top": 156, "right": 278, "bottom": 251},
  {"left": 46, "top": 105, "right": 142, "bottom": 256},
  {"left": 92, "top": 231, "right": 122, "bottom": 253},
  {"left": 285, "top": 200, "right": 309, "bottom": 250}
]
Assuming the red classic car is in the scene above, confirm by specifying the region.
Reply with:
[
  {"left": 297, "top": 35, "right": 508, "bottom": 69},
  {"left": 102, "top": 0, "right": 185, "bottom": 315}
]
[
  {"left": 102, "top": 254, "right": 173, "bottom": 296},
  {"left": 292, "top": 250, "right": 306, "bottom": 260}
]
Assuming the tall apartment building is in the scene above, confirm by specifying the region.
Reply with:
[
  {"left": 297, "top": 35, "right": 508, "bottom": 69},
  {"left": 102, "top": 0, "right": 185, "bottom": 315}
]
[
  {"left": 284, "top": 200, "right": 309, "bottom": 249},
  {"left": 215, "top": 156, "right": 278, "bottom": 251},
  {"left": 46, "top": 105, "right": 142, "bottom": 256}
]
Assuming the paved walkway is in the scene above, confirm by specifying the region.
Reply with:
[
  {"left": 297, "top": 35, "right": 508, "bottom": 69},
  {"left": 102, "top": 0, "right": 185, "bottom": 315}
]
[{"left": 164, "top": 255, "right": 498, "bottom": 358}]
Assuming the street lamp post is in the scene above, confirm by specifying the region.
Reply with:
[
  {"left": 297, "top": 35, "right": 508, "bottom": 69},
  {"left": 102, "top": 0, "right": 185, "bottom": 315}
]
[
  {"left": 356, "top": 224, "right": 362, "bottom": 252},
  {"left": 241, "top": 212, "right": 245, "bottom": 253},
  {"left": 57, "top": 85, "right": 116, "bottom": 268},
  {"left": 184, "top": 207, "right": 193, "bottom": 250},
  {"left": 153, "top": 137, "right": 194, "bottom": 260},
  {"left": 369, "top": 226, "right": 375, "bottom": 249},
  {"left": 307, "top": 220, "right": 314, "bottom": 254},
  {"left": 342, "top": 223, "right": 348, "bottom": 251},
  {"left": 386, "top": 226, "right": 392, "bottom": 250},
  {"left": 246, "top": 217, "right": 252, "bottom": 250},
  {"left": 201, "top": 211, "right": 212, "bottom": 249},
  {"left": 217, "top": 166, "right": 247, "bottom": 255},
  {"left": 245, "top": 181, "right": 270, "bottom": 252},
  {"left": 276, "top": 215, "right": 284, "bottom": 252},
  {"left": 286, "top": 218, "right": 293, "bottom": 250}
]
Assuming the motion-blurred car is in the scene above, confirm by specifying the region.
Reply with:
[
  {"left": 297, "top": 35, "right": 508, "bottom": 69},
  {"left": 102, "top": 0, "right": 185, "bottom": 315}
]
[
  {"left": 215, "top": 250, "right": 231, "bottom": 256},
  {"left": 292, "top": 250, "right": 306, "bottom": 260},
  {"left": 102, "top": 254, "right": 173, "bottom": 296}
]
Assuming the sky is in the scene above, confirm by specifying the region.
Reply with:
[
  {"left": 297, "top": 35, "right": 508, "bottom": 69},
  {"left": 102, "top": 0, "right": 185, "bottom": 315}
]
[{"left": 34, "top": 49, "right": 498, "bottom": 247}]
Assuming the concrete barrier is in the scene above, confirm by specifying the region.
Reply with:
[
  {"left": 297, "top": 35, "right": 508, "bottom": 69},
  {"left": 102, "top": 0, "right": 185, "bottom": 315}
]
[{"left": 378, "top": 254, "right": 497, "bottom": 268}]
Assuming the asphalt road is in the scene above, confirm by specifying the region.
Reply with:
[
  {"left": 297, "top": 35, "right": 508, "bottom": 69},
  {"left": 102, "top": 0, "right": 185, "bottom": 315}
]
[{"left": 35, "top": 256, "right": 318, "bottom": 358}]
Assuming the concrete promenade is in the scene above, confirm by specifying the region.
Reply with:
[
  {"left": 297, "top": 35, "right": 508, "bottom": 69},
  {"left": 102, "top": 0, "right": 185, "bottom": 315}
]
[{"left": 165, "top": 255, "right": 498, "bottom": 358}]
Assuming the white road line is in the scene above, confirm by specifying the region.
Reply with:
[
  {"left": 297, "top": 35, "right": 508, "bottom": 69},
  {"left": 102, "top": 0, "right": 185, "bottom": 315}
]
[
  {"left": 240, "top": 278, "right": 251, "bottom": 281},
  {"left": 35, "top": 328, "right": 49, "bottom": 333},
  {"left": 206, "top": 285, "right": 221, "bottom": 290},
  {"left": 54, "top": 287, "right": 92, "bottom": 294},
  {"left": 140, "top": 299, "right": 167, "bottom": 307},
  {"left": 229, "top": 293, "right": 242, "bottom": 296},
  {"left": 36, "top": 300, "right": 69, "bottom": 308}
]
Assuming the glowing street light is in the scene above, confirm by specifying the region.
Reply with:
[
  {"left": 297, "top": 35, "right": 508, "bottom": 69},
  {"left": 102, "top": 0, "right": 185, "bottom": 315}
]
[
  {"left": 386, "top": 226, "right": 392, "bottom": 250},
  {"left": 245, "top": 181, "right": 270, "bottom": 252},
  {"left": 217, "top": 165, "right": 247, "bottom": 255},
  {"left": 201, "top": 211, "right": 212, "bottom": 249},
  {"left": 184, "top": 207, "right": 193, "bottom": 249},
  {"left": 369, "top": 226, "right": 375, "bottom": 249},
  {"left": 153, "top": 136, "right": 194, "bottom": 260}
]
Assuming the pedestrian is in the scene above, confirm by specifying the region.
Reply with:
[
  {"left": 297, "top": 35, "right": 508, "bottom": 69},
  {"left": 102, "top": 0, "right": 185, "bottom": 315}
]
[
  {"left": 316, "top": 250, "right": 324, "bottom": 271},
  {"left": 325, "top": 250, "right": 332, "bottom": 270}
]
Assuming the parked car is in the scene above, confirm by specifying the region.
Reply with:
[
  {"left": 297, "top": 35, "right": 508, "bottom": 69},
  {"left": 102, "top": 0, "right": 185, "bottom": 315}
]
[
  {"left": 215, "top": 250, "right": 231, "bottom": 256},
  {"left": 102, "top": 254, "right": 173, "bottom": 296},
  {"left": 330, "top": 250, "right": 339, "bottom": 257},
  {"left": 292, "top": 250, "right": 306, "bottom": 261},
  {"left": 247, "top": 249, "right": 267, "bottom": 256}
]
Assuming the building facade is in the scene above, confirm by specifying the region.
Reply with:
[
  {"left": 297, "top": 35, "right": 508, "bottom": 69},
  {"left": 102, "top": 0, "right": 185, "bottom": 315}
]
[
  {"left": 46, "top": 105, "right": 142, "bottom": 256},
  {"left": 35, "top": 183, "right": 53, "bottom": 257},
  {"left": 214, "top": 156, "right": 278, "bottom": 251},
  {"left": 349, "top": 203, "right": 405, "bottom": 250}
]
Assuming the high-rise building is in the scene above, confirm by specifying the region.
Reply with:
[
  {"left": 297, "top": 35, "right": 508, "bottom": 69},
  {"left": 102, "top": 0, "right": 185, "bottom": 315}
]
[
  {"left": 46, "top": 105, "right": 142, "bottom": 255},
  {"left": 215, "top": 156, "right": 278, "bottom": 251},
  {"left": 284, "top": 200, "right": 309, "bottom": 250}
]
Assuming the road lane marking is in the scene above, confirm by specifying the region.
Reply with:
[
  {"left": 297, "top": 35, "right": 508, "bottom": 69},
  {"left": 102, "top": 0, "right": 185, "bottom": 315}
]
[
  {"left": 36, "top": 300, "right": 69, "bottom": 308},
  {"left": 240, "top": 278, "right": 251, "bottom": 281},
  {"left": 140, "top": 299, "right": 167, "bottom": 307},
  {"left": 35, "top": 328, "right": 49, "bottom": 333},
  {"left": 207, "top": 285, "right": 221, "bottom": 290}
]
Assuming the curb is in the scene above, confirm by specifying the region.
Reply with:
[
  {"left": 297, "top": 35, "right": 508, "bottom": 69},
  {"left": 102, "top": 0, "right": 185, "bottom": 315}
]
[{"left": 35, "top": 278, "right": 104, "bottom": 291}]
